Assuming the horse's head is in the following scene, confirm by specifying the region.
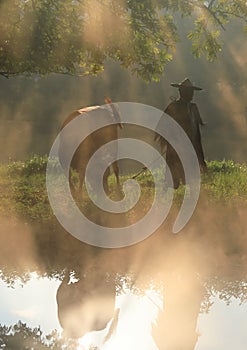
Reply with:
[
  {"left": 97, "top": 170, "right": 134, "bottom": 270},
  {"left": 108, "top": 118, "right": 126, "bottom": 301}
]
[
  {"left": 105, "top": 97, "right": 123, "bottom": 129},
  {"left": 56, "top": 271, "right": 116, "bottom": 338}
]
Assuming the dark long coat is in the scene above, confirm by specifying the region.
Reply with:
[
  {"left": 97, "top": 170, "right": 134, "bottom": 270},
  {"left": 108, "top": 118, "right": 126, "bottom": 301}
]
[{"left": 158, "top": 98, "right": 207, "bottom": 188}]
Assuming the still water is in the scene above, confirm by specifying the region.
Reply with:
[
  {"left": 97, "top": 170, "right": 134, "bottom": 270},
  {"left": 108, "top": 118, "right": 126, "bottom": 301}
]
[
  {"left": 0, "top": 208, "right": 246, "bottom": 349},
  {"left": 0, "top": 273, "right": 246, "bottom": 350}
]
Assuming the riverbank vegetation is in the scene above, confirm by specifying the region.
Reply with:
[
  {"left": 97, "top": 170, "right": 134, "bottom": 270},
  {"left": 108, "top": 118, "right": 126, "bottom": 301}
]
[{"left": 0, "top": 155, "right": 246, "bottom": 223}]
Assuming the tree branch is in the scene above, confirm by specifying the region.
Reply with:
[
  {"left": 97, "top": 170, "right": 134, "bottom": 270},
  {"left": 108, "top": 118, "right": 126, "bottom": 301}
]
[
  {"left": 187, "top": 0, "right": 226, "bottom": 30},
  {"left": 208, "top": 0, "right": 216, "bottom": 9},
  {"left": 219, "top": 11, "right": 247, "bottom": 24},
  {"left": 202, "top": 3, "right": 226, "bottom": 30}
]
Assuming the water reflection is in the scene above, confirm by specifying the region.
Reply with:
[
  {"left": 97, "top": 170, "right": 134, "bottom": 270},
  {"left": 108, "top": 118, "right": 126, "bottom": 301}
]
[
  {"left": 196, "top": 294, "right": 247, "bottom": 350},
  {"left": 0, "top": 273, "right": 61, "bottom": 334},
  {"left": 0, "top": 270, "right": 247, "bottom": 349},
  {"left": 153, "top": 270, "right": 203, "bottom": 350},
  {"left": 56, "top": 270, "right": 116, "bottom": 339},
  {"left": 0, "top": 207, "right": 247, "bottom": 349}
]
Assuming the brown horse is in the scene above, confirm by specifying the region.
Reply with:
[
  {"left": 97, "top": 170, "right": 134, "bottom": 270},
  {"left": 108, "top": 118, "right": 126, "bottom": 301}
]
[{"left": 59, "top": 98, "right": 123, "bottom": 196}]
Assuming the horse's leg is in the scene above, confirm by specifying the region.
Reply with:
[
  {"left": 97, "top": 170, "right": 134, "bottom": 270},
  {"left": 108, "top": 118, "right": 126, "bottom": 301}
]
[
  {"left": 78, "top": 167, "right": 86, "bottom": 196},
  {"left": 69, "top": 168, "right": 77, "bottom": 195},
  {"left": 112, "top": 161, "right": 120, "bottom": 189},
  {"left": 103, "top": 167, "right": 111, "bottom": 195}
]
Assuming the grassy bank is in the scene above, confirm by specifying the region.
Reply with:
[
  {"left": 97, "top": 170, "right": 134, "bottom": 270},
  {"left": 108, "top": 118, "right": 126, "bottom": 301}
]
[{"left": 0, "top": 155, "right": 246, "bottom": 222}]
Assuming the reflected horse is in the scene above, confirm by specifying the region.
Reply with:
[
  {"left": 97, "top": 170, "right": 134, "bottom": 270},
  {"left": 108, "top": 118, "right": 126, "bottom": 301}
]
[
  {"left": 56, "top": 270, "right": 118, "bottom": 339},
  {"left": 59, "top": 98, "right": 123, "bottom": 196}
]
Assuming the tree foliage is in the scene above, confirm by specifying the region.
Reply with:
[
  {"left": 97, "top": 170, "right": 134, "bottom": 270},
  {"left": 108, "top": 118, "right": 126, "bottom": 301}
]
[{"left": 0, "top": 0, "right": 247, "bottom": 81}]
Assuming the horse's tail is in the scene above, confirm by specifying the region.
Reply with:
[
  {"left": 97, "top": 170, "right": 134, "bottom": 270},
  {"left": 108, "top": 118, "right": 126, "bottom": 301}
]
[{"left": 104, "top": 96, "right": 123, "bottom": 129}]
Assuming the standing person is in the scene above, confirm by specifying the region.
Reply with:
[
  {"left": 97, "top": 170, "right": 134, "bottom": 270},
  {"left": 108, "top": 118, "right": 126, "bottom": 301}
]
[{"left": 156, "top": 78, "right": 207, "bottom": 189}]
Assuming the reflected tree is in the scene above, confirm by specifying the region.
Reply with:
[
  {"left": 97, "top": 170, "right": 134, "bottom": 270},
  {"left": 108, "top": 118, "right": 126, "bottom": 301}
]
[
  {"left": 0, "top": 321, "right": 77, "bottom": 349},
  {"left": 206, "top": 276, "right": 247, "bottom": 305}
]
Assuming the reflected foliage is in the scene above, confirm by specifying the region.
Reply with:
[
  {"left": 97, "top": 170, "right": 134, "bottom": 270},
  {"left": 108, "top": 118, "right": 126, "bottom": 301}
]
[
  {"left": 0, "top": 321, "right": 77, "bottom": 349},
  {"left": 0, "top": 0, "right": 246, "bottom": 80},
  {"left": 207, "top": 276, "right": 247, "bottom": 305}
]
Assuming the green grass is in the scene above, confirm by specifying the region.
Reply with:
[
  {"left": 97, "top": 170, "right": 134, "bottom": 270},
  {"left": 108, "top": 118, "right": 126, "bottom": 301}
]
[
  {"left": 0, "top": 155, "right": 246, "bottom": 222},
  {"left": 0, "top": 155, "right": 51, "bottom": 221},
  {"left": 201, "top": 160, "right": 247, "bottom": 201}
]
